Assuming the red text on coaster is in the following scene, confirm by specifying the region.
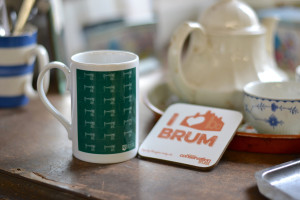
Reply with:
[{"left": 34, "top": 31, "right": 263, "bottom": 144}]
[{"left": 139, "top": 103, "right": 243, "bottom": 169}]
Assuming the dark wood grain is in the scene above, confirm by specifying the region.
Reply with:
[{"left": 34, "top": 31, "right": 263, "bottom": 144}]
[{"left": 0, "top": 70, "right": 298, "bottom": 200}]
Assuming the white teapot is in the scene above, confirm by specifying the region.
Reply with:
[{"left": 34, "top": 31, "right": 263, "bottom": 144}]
[{"left": 168, "top": 0, "right": 288, "bottom": 111}]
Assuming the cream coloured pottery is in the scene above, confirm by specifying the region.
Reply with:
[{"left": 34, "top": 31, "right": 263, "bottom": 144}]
[{"left": 168, "top": 0, "right": 288, "bottom": 111}]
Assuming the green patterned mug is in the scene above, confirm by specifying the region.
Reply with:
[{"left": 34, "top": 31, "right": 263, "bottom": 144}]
[{"left": 37, "top": 50, "right": 139, "bottom": 163}]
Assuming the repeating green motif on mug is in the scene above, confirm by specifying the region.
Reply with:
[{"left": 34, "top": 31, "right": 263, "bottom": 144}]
[{"left": 77, "top": 68, "right": 136, "bottom": 154}]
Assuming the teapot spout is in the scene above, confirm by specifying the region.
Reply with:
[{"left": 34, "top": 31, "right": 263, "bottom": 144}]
[{"left": 262, "top": 17, "right": 278, "bottom": 57}]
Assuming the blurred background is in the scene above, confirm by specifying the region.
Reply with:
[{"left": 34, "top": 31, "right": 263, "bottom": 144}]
[{"left": 6, "top": 0, "right": 300, "bottom": 92}]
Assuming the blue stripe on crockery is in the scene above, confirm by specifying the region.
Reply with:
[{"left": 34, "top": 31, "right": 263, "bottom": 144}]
[
  {"left": 0, "top": 31, "right": 37, "bottom": 48},
  {"left": 0, "top": 64, "right": 34, "bottom": 77},
  {"left": 0, "top": 95, "right": 29, "bottom": 108}
]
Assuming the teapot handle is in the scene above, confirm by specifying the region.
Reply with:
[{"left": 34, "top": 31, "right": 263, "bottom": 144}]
[{"left": 168, "top": 21, "right": 207, "bottom": 101}]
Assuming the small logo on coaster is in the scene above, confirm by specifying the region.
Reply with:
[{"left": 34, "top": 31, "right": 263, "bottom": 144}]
[
  {"left": 181, "top": 111, "right": 224, "bottom": 131},
  {"left": 139, "top": 103, "right": 243, "bottom": 169}
]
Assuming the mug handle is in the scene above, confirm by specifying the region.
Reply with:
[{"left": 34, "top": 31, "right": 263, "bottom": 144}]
[
  {"left": 168, "top": 21, "right": 207, "bottom": 99},
  {"left": 24, "top": 45, "right": 50, "bottom": 98},
  {"left": 37, "top": 61, "right": 72, "bottom": 139}
]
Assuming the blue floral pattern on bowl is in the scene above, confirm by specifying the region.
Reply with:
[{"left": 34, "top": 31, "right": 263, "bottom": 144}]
[{"left": 244, "top": 93, "right": 300, "bottom": 132}]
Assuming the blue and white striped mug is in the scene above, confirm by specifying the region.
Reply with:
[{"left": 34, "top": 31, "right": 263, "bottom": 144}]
[{"left": 0, "top": 25, "right": 49, "bottom": 108}]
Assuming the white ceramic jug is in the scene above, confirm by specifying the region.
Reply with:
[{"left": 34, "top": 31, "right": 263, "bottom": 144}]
[{"left": 168, "top": 0, "right": 288, "bottom": 111}]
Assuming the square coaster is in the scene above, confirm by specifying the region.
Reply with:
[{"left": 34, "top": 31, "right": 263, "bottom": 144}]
[{"left": 139, "top": 103, "right": 243, "bottom": 169}]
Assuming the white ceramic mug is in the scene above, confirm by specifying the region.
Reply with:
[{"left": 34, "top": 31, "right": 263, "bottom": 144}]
[
  {"left": 0, "top": 25, "right": 49, "bottom": 107},
  {"left": 244, "top": 81, "right": 300, "bottom": 135},
  {"left": 295, "top": 65, "right": 300, "bottom": 82},
  {"left": 37, "top": 50, "right": 139, "bottom": 163}
]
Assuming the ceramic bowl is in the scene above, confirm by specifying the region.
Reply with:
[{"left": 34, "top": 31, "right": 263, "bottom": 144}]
[{"left": 244, "top": 81, "right": 300, "bottom": 135}]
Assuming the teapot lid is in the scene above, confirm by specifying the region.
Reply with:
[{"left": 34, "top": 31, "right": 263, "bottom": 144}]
[{"left": 200, "top": 0, "right": 265, "bottom": 35}]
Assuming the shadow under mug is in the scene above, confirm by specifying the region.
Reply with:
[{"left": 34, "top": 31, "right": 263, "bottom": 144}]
[
  {"left": 0, "top": 25, "right": 49, "bottom": 108},
  {"left": 37, "top": 50, "right": 139, "bottom": 163}
]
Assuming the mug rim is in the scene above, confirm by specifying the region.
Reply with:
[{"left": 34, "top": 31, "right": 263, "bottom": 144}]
[
  {"left": 1, "top": 24, "right": 37, "bottom": 38},
  {"left": 71, "top": 50, "right": 139, "bottom": 67},
  {"left": 244, "top": 81, "right": 300, "bottom": 101},
  {"left": 0, "top": 24, "right": 38, "bottom": 48}
]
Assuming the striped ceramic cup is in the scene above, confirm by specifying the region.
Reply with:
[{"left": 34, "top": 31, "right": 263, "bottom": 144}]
[{"left": 0, "top": 25, "right": 49, "bottom": 108}]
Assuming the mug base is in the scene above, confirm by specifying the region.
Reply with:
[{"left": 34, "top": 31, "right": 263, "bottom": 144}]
[
  {"left": 73, "top": 148, "right": 138, "bottom": 164},
  {"left": 0, "top": 95, "right": 29, "bottom": 108}
]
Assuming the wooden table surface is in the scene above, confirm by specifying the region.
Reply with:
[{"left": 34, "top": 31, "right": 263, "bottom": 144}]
[{"left": 0, "top": 69, "right": 299, "bottom": 200}]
